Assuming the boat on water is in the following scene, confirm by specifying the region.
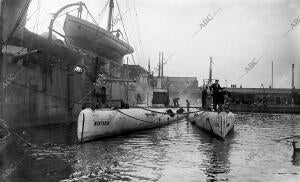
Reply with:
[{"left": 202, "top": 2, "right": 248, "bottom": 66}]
[
  {"left": 78, "top": 107, "right": 186, "bottom": 143},
  {"left": 188, "top": 109, "right": 235, "bottom": 139},
  {"left": 188, "top": 57, "right": 235, "bottom": 139},
  {"left": 77, "top": 64, "right": 189, "bottom": 142}
]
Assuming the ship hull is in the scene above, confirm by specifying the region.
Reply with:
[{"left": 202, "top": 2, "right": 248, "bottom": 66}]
[
  {"left": 0, "top": 42, "right": 91, "bottom": 128},
  {"left": 189, "top": 109, "right": 235, "bottom": 139},
  {"left": 77, "top": 108, "right": 186, "bottom": 142}
]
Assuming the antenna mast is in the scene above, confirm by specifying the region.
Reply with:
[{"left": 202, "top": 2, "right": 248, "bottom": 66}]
[
  {"left": 209, "top": 57, "right": 213, "bottom": 84},
  {"left": 161, "top": 52, "right": 164, "bottom": 78},
  {"left": 271, "top": 61, "right": 274, "bottom": 88},
  {"left": 292, "top": 64, "right": 295, "bottom": 89},
  {"left": 107, "top": 0, "right": 114, "bottom": 31}
]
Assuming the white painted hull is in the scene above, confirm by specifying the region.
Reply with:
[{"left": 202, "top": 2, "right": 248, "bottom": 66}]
[
  {"left": 77, "top": 108, "right": 186, "bottom": 142},
  {"left": 293, "top": 136, "right": 300, "bottom": 151},
  {"left": 188, "top": 109, "right": 235, "bottom": 139}
]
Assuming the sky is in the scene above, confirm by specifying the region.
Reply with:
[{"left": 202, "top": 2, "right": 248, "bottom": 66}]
[{"left": 26, "top": 0, "right": 300, "bottom": 88}]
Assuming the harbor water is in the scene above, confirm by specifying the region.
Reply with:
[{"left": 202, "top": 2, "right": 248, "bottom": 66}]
[{"left": 1, "top": 114, "right": 300, "bottom": 182}]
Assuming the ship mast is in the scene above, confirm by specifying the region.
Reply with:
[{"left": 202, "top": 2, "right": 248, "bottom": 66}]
[
  {"left": 107, "top": 0, "right": 114, "bottom": 31},
  {"left": 161, "top": 52, "right": 164, "bottom": 78},
  {"left": 209, "top": 57, "right": 213, "bottom": 84},
  {"left": 291, "top": 63, "right": 295, "bottom": 105},
  {"left": 292, "top": 63, "right": 295, "bottom": 89}
]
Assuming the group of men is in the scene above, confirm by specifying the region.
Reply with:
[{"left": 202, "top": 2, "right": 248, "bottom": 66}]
[
  {"left": 171, "top": 79, "right": 227, "bottom": 111},
  {"left": 202, "top": 79, "right": 225, "bottom": 111}
]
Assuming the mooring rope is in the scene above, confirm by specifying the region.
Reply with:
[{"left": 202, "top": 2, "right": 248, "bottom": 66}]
[
  {"left": 206, "top": 117, "right": 215, "bottom": 134},
  {"left": 114, "top": 109, "right": 155, "bottom": 124},
  {"left": 114, "top": 107, "right": 202, "bottom": 124},
  {"left": 0, "top": 118, "right": 35, "bottom": 147},
  {"left": 137, "top": 106, "right": 202, "bottom": 115},
  {"left": 182, "top": 110, "right": 209, "bottom": 122}
]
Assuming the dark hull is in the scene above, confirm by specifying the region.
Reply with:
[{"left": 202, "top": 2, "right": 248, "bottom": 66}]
[
  {"left": 0, "top": 32, "right": 95, "bottom": 128},
  {"left": 0, "top": 1, "right": 134, "bottom": 129}
]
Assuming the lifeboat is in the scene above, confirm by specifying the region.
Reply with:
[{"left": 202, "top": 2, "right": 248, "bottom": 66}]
[{"left": 63, "top": 14, "right": 134, "bottom": 64}]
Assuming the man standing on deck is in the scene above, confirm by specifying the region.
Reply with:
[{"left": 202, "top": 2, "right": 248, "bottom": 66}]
[
  {"left": 202, "top": 86, "right": 208, "bottom": 109},
  {"left": 186, "top": 100, "right": 190, "bottom": 119},
  {"left": 173, "top": 97, "right": 180, "bottom": 107},
  {"left": 209, "top": 79, "right": 223, "bottom": 111}
]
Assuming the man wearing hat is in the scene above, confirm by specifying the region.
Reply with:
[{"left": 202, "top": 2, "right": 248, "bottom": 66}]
[{"left": 209, "top": 79, "right": 223, "bottom": 111}]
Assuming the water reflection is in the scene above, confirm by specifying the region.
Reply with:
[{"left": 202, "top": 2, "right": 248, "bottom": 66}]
[
  {"left": 190, "top": 122, "right": 234, "bottom": 181},
  {"left": 0, "top": 124, "right": 76, "bottom": 182},
  {"left": 66, "top": 126, "right": 172, "bottom": 181},
  {"left": 0, "top": 114, "right": 299, "bottom": 182}
]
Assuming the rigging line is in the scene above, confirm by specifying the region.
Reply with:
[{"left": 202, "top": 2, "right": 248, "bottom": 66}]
[
  {"left": 126, "top": 31, "right": 140, "bottom": 65},
  {"left": 126, "top": 3, "right": 141, "bottom": 63},
  {"left": 27, "top": 1, "right": 40, "bottom": 21},
  {"left": 6, "top": 0, "right": 32, "bottom": 43},
  {"left": 182, "top": 111, "right": 209, "bottom": 122},
  {"left": 78, "top": 87, "right": 96, "bottom": 104},
  {"left": 27, "top": 15, "right": 51, "bottom": 30},
  {"left": 53, "top": 20, "right": 64, "bottom": 33},
  {"left": 115, "top": 0, "right": 136, "bottom": 65},
  {"left": 98, "top": 0, "right": 109, "bottom": 21},
  {"left": 0, "top": 119, "right": 35, "bottom": 147},
  {"left": 133, "top": 0, "right": 145, "bottom": 61},
  {"left": 137, "top": 107, "right": 202, "bottom": 115},
  {"left": 82, "top": 4, "right": 99, "bottom": 26},
  {"left": 122, "top": 1, "right": 141, "bottom": 64},
  {"left": 57, "top": 8, "right": 80, "bottom": 18},
  {"left": 125, "top": 22, "right": 140, "bottom": 62},
  {"left": 114, "top": 109, "right": 155, "bottom": 123},
  {"left": 33, "top": 0, "right": 41, "bottom": 34}
]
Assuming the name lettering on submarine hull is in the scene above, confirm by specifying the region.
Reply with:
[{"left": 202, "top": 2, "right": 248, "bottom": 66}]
[{"left": 94, "top": 121, "right": 110, "bottom": 126}]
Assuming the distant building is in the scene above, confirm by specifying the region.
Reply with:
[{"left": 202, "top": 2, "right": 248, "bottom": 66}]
[
  {"left": 154, "top": 76, "right": 201, "bottom": 106},
  {"left": 226, "top": 88, "right": 300, "bottom": 105},
  {"left": 225, "top": 87, "right": 300, "bottom": 113}
]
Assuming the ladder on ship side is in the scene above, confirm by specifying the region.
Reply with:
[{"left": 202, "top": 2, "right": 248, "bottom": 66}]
[{"left": 83, "top": 76, "right": 94, "bottom": 107}]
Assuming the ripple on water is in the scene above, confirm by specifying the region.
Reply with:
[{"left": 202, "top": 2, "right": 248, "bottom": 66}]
[{"left": 1, "top": 114, "right": 300, "bottom": 181}]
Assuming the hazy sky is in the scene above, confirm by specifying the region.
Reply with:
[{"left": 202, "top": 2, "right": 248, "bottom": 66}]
[{"left": 26, "top": 0, "right": 300, "bottom": 88}]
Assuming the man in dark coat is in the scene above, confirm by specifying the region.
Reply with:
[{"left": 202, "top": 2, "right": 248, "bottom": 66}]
[
  {"left": 209, "top": 79, "right": 223, "bottom": 111},
  {"left": 173, "top": 97, "right": 180, "bottom": 107},
  {"left": 202, "top": 86, "right": 208, "bottom": 109}
]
